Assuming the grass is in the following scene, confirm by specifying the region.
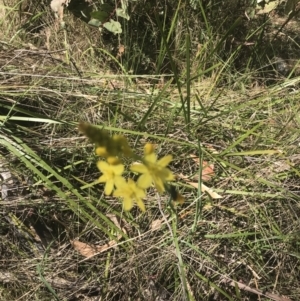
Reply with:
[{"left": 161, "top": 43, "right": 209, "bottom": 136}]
[{"left": 0, "top": 1, "right": 300, "bottom": 300}]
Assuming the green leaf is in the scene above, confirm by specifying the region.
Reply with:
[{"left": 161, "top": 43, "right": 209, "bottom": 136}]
[
  {"left": 103, "top": 19, "right": 122, "bottom": 34},
  {"left": 91, "top": 10, "right": 109, "bottom": 22},
  {"left": 88, "top": 18, "right": 102, "bottom": 27},
  {"left": 116, "top": 8, "right": 130, "bottom": 20},
  {"left": 256, "top": 0, "right": 280, "bottom": 14},
  {"left": 99, "top": 4, "right": 114, "bottom": 13}
]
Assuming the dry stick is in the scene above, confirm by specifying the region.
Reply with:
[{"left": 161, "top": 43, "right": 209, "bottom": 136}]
[{"left": 225, "top": 280, "right": 292, "bottom": 301}]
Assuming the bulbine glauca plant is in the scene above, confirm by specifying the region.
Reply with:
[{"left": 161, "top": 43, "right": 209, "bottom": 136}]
[{"left": 79, "top": 122, "right": 184, "bottom": 212}]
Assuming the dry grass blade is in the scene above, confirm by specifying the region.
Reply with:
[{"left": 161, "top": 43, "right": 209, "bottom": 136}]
[
  {"left": 1, "top": 2, "right": 300, "bottom": 300},
  {"left": 225, "top": 279, "right": 293, "bottom": 301}
]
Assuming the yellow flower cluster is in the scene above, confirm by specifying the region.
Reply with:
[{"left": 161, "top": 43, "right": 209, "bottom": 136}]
[{"left": 79, "top": 122, "right": 184, "bottom": 212}]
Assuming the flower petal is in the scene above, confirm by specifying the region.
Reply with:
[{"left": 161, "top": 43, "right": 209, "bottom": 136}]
[
  {"left": 136, "top": 187, "right": 146, "bottom": 199},
  {"left": 96, "top": 147, "right": 108, "bottom": 157},
  {"left": 165, "top": 170, "right": 175, "bottom": 181},
  {"left": 145, "top": 153, "right": 157, "bottom": 163},
  {"left": 107, "top": 156, "right": 121, "bottom": 165},
  {"left": 97, "top": 161, "right": 109, "bottom": 172},
  {"left": 114, "top": 176, "right": 126, "bottom": 188},
  {"left": 137, "top": 174, "right": 152, "bottom": 189},
  {"left": 113, "top": 189, "right": 123, "bottom": 197},
  {"left": 144, "top": 143, "right": 155, "bottom": 155},
  {"left": 98, "top": 175, "right": 108, "bottom": 183},
  {"left": 111, "top": 164, "right": 124, "bottom": 175},
  {"left": 153, "top": 176, "right": 165, "bottom": 193},
  {"left": 136, "top": 198, "right": 146, "bottom": 212},
  {"left": 158, "top": 155, "right": 172, "bottom": 167},
  {"left": 127, "top": 178, "right": 135, "bottom": 186},
  {"left": 130, "top": 163, "right": 148, "bottom": 174},
  {"left": 104, "top": 179, "right": 114, "bottom": 195},
  {"left": 123, "top": 197, "right": 134, "bottom": 211}
]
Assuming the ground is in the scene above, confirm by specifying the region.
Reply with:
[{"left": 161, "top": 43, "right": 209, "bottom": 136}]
[{"left": 0, "top": 1, "right": 300, "bottom": 300}]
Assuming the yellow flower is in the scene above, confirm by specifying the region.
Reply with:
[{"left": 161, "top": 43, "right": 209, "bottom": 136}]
[
  {"left": 107, "top": 156, "right": 122, "bottom": 165},
  {"left": 113, "top": 179, "right": 146, "bottom": 212},
  {"left": 95, "top": 146, "right": 109, "bottom": 157},
  {"left": 144, "top": 143, "right": 156, "bottom": 155},
  {"left": 130, "top": 145, "right": 175, "bottom": 193},
  {"left": 97, "top": 161, "right": 125, "bottom": 195}
]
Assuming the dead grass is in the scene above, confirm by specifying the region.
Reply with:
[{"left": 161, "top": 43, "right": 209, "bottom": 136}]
[{"left": 0, "top": 1, "right": 300, "bottom": 301}]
